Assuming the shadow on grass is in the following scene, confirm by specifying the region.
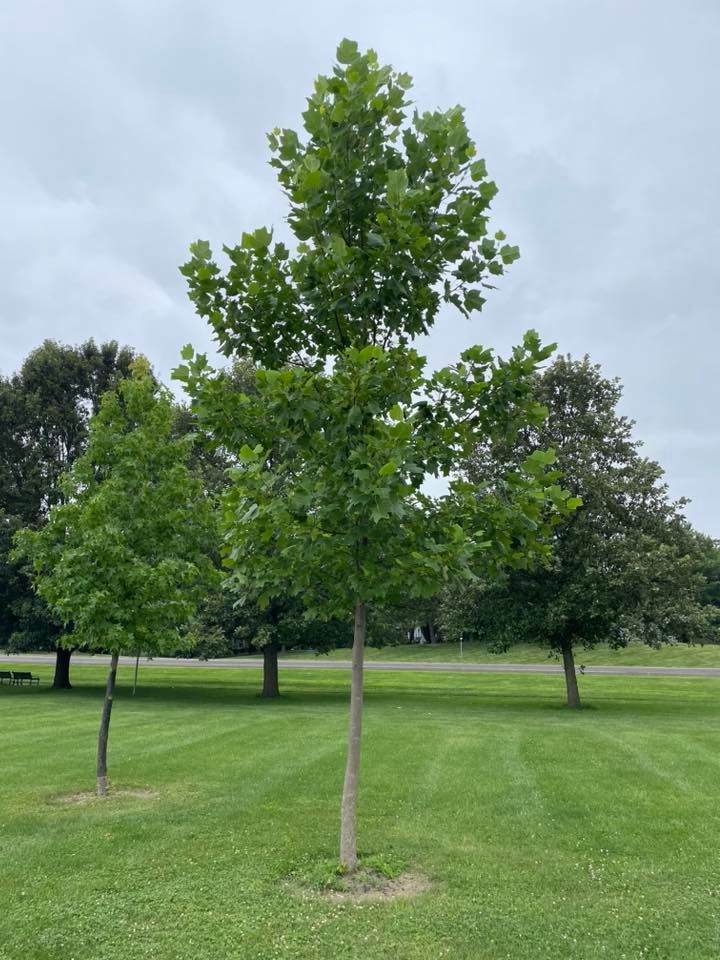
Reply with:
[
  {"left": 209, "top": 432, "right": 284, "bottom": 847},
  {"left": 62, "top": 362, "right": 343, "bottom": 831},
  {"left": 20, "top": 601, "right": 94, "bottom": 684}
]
[{"left": 2, "top": 670, "right": 716, "bottom": 721}]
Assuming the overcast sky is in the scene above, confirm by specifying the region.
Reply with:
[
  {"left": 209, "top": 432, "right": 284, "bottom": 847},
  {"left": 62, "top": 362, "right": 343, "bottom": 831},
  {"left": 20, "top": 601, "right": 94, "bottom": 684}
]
[{"left": 2, "top": 1, "right": 718, "bottom": 534}]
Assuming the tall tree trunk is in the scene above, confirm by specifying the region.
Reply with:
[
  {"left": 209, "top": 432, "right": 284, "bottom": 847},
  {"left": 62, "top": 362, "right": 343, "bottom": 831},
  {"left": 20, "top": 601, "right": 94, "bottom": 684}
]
[
  {"left": 261, "top": 643, "right": 280, "bottom": 698},
  {"left": 96, "top": 652, "right": 119, "bottom": 797},
  {"left": 52, "top": 646, "right": 73, "bottom": 689},
  {"left": 340, "top": 600, "right": 365, "bottom": 871},
  {"left": 560, "top": 637, "right": 581, "bottom": 709},
  {"left": 428, "top": 622, "right": 438, "bottom": 645}
]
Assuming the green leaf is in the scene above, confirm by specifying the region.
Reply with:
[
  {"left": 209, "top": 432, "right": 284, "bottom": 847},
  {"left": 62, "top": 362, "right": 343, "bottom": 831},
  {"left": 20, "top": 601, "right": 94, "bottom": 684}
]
[
  {"left": 387, "top": 168, "right": 408, "bottom": 205},
  {"left": 241, "top": 227, "right": 272, "bottom": 252},
  {"left": 330, "top": 234, "right": 349, "bottom": 261},
  {"left": 379, "top": 462, "right": 398, "bottom": 477},
  {"left": 464, "top": 289, "right": 486, "bottom": 313},
  {"left": 180, "top": 344, "right": 194, "bottom": 361},
  {"left": 336, "top": 38, "right": 359, "bottom": 64},
  {"left": 500, "top": 244, "right": 521, "bottom": 265},
  {"left": 358, "top": 345, "right": 382, "bottom": 363},
  {"left": 302, "top": 169, "right": 322, "bottom": 192},
  {"left": 240, "top": 503, "right": 259, "bottom": 523},
  {"left": 190, "top": 239, "right": 212, "bottom": 260},
  {"left": 470, "top": 160, "right": 487, "bottom": 181},
  {"left": 479, "top": 180, "right": 498, "bottom": 201},
  {"left": 481, "top": 239, "right": 497, "bottom": 259}
]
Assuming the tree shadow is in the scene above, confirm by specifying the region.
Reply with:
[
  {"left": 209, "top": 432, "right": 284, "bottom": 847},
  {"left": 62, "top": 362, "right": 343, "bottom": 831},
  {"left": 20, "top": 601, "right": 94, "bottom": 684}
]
[{"left": 3, "top": 669, "right": 715, "bottom": 721}]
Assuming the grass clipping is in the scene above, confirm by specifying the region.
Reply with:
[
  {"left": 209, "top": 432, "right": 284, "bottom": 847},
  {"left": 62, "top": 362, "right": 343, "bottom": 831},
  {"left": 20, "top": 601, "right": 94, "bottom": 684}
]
[{"left": 289, "top": 854, "right": 432, "bottom": 903}]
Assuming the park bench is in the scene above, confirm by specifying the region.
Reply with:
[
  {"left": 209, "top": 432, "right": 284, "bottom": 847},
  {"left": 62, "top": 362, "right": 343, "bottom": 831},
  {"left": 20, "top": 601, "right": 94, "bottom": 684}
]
[
  {"left": 0, "top": 670, "right": 13, "bottom": 684},
  {"left": 11, "top": 671, "right": 40, "bottom": 686}
]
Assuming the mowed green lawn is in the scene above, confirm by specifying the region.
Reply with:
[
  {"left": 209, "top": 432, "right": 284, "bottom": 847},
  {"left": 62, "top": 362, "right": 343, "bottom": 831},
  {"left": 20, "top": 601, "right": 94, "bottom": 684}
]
[
  {"left": 1, "top": 663, "right": 719, "bottom": 960},
  {"left": 291, "top": 638, "right": 720, "bottom": 666}
]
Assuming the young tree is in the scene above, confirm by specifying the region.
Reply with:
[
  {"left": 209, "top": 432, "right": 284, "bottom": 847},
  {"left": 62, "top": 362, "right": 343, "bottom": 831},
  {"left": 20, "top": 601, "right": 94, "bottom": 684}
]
[
  {"left": 14, "top": 364, "right": 217, "bottom": 796},
  {"left": 0, "top": 339, "right": 137, "bottom": 687},
  {"left": 462, "top": 355, "right": 716, "bottom": 707},
  {"left": 178, "top": 40, "right": 574, "bottom": 871},
  {"left": 181, "top": 338, "right": 574, "bottom": 867}
]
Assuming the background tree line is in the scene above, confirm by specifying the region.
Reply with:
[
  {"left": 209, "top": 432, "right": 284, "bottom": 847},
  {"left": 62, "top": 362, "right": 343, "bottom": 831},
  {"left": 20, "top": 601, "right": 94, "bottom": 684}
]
[{"left": 2, "top": 339, "right": 718, "bottom": 700}]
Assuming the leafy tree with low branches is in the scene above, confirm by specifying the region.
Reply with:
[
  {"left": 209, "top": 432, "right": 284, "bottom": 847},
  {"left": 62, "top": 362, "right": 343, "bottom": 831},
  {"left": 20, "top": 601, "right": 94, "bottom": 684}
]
[
  {"left": 458, "top": 355, "right": 717, "bottom": 707},
  {"left": 14, "top": 364, "right": 217, "bottom": 796},
  {"left": 0, "top": 339, "right": 137, "bottom": 687},
  {"left": 180, "top": 338, "right": 575, "bottom": 867},
  {"left": 174, "top": 357, "right": 351, "bottom": 694},
  {"left": 178, "top": 40, "right": 575, "bottom": 871},
  {"left": 182, "top": 572, "right": 351, "bottom": 695}
]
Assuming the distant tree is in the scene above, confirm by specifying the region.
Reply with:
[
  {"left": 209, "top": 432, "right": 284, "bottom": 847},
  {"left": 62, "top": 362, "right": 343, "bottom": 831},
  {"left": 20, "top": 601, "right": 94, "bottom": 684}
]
[
  {"left": 0, "top": 339, "right": 137, "bottom": 688},
  {"left": 17, "top": 339, "right": 136, "bottom": 508},
  {"left": 462, "top": 355, "right": 717, "bottom": 707},
  {"left": 14, "top": 364, "right": 217, "bottom": 796},
  {"left": 174, "top": 357, "right": 351, "bottom": 695},
  {"left": 182, "top": 574, "right": 351, "bottom": 696},
  {"left": 697, "top": 535, "right": 720, "bottom": 621}
]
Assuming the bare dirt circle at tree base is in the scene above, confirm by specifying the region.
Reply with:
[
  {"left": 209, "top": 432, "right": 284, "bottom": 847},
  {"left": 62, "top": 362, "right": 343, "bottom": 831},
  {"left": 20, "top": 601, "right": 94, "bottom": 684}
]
[
  {"left": 47, "top": 788, "right": 160, "bottom": 806},
  {"left": 323, "top": 870, "right": 434, "bottom": 903},
  {"left": 288, "top": 868, "right": 434, "bottom": 904}
]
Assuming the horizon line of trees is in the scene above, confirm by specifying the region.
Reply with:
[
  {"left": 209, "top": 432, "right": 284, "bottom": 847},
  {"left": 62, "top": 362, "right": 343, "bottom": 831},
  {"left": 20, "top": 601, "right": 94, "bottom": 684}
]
[{"left": 3, "top": 338, "right": 718, "bottom": 682}]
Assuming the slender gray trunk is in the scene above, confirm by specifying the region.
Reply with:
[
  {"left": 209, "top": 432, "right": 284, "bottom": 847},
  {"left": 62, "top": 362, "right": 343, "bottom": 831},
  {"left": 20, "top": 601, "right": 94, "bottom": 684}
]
[
  {"left": 340, "top": 600, "right": 365, "bottom": 871},
  {"left": 261, "top": 643, "right": 280, "bottom": 698},
  {"left": 53, "top": 646, "right": 72, "bottom": 689},
  {"left": 96, "top": 652, "right": 119, "bottom": 797},
  {"left": 560, "top": 637, "right": 581, "bottom": 709},
  {"left": 132, "top": 650, "right": 140, "bottom": 696}
]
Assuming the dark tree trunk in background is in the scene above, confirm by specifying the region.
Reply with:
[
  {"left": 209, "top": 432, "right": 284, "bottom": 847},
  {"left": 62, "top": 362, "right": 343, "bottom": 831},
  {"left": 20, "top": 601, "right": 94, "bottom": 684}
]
[
  {"left": 261, "top": 643, "right": 280, "bottom": 698},
  {"left": 560, "top": 637, "right": 581, "bottom": 709},
  {"left": 340, "top": 600, "right": 366, "bottom": 871},
  {"left": 427, "top": 622, "right": 438, "bottom": 644},
  {"left": 53, "top": 646, "right": 73, "bottom": 689},
  {"left": 96, "top": 652, "right": 119, "bottom": 797}
]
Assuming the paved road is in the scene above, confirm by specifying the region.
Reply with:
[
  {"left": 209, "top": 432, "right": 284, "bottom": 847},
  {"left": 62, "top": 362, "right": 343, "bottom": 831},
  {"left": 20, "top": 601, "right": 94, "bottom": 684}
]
[{"left": 2, "top": 652, "right": 719, "bottom": 678}]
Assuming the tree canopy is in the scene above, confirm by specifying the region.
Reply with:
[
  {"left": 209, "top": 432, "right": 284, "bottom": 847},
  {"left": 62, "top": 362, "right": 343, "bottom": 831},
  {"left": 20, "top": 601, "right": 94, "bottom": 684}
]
[
  {"left": 181, "top": 41, "right": 518, "bottom": 368},
  {"left": 0, "top": 339, "right": 138, "bottom": 686},
  {"left": 451, "top": 354, "right": 717, "bottom": 706},
  {"left": 14, "top": 364, "right": 218, "bottom": 795},
  {"left": 15, "top": 363, "right": 217, "bottom": 656}
]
